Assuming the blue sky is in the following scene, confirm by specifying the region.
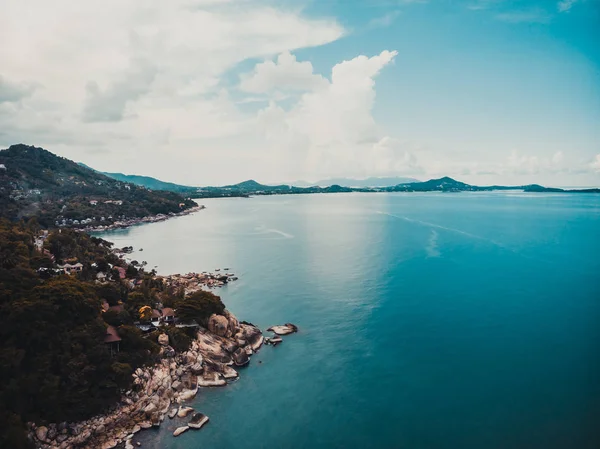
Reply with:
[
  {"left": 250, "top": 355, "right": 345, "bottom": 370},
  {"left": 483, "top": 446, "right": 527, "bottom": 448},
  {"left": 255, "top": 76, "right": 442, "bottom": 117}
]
[{"left": 1, "top": 0, "right": 599, "bottom": 185}]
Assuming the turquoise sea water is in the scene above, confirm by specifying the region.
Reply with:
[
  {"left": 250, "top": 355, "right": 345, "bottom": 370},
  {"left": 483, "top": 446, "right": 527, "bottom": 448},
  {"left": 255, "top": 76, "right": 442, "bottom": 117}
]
[{"left": 99, "top": 192, "right": 600, "bottom": 449}]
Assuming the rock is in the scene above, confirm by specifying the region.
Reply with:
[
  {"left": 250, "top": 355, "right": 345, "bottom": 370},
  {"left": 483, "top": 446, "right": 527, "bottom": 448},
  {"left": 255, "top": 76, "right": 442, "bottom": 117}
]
[
  {"left": 56, "top": 434, "right": 68, "bottom": 443},
  {"left": 35, "top": 426, "right": 48, "bottom": 441},
  {"left": 269, "top": 335, "right": 283, "bottom": 346},
  {"left": 189, "top": 412, "right": 209, "bottom": 430},
  {"left": 198, "top": 372, "right": 226, "bottom": 387},
  {"left": 208, "top": 314, "right": 229, "bottom": 337},
  {"left": 233, "top": 347, "right": 250, "bottom": 366},
  {"left": 158, "top": 333, "right": 169, "bottom": 346},
  {"left": 267, "top": 323, "right": 298, "bottom": 335},
  {"left": 168, "top": 408, "right": 178, "bottom": 419},
  {"left": 179, "top": 388, "right": 198, "bottom": 401},
  {"left": 223, "top": 365, "right": 238, "bottom": 379},
  {"left": 131, "top": 425, "right": 141, "bottom": 434},
  {"left": 173, "top": 426, "right": 189, "bottom": 437},
  {"left": 172, "top": 380, "right": 183, "bottom": 391},
  {"left": 143, "top": 403, "right": 157, "bottom": 416},
  {"left": 177, "top": 406, "right": 194, "bottom": 418},
  {"left": 139, "top": 421, "right": 152, "bottom": 429},
  {"left": 190, "top": 362, "right": 203, "bottom": 375},
  {"left": 95, "top": 424, "right": 106, "bottom": 435},
  {"left": 101, "top": 439, "right": 118, "bottom": 449},
  {"left": 47, "top": 426, "right": 57, "bottom": 441},
  {"left": 126, "top": 441, "right": 135, "bottom": 449}
]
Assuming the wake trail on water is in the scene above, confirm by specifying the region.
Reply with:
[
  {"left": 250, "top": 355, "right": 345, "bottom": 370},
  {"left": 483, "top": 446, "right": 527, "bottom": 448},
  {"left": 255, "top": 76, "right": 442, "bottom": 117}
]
[
  {"left": 376, "top": 211, "right": 506, "bottom": 247},
  {"left": 375, "top": 211, "right": 596, "bottom": 274}
]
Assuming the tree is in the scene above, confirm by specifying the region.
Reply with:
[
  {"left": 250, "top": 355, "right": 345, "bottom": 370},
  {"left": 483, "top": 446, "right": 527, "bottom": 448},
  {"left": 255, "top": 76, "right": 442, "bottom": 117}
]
[{"left": 175, "top": 290, "right": 225, "bottom": 325}]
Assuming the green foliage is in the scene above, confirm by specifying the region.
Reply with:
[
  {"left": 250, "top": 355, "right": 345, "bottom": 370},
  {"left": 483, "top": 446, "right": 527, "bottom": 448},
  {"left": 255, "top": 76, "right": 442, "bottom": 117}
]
[
  {"left": 0, "top": 144, "right": 198, "bottom": 226},
  {"left": 175, "top": 290, "right": 225, "bottom": 326},
  {"left": 163, "top": 327, "right": 193, "bottom": 353},
  {"left": 0, "top": 222, "right": 157, "bottom": 446}
]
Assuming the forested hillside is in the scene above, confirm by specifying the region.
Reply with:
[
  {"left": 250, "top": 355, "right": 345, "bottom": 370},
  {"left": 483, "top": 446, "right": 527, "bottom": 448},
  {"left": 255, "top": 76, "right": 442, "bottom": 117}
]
[
  {"left": 0, "top": 220, "right": 225, "bottom": 448},
  {"left": 0, "top": 144, "right": 198, "bottom": 227}
]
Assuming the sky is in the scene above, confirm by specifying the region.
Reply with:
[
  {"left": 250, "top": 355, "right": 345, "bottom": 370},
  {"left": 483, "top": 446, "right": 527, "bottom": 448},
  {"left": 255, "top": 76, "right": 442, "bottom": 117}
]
[{"left": 1, "top": 0, "right": 599, "bottom": 186}]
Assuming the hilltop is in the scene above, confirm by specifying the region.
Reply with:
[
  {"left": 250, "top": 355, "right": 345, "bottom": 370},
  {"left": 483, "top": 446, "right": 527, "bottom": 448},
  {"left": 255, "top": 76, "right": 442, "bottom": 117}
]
[
  {"left": 292, "top": 176, "right": 420, "bottom": 188},
  {"left": 0, "top": 144, "right": 198, "bottom": 227}
]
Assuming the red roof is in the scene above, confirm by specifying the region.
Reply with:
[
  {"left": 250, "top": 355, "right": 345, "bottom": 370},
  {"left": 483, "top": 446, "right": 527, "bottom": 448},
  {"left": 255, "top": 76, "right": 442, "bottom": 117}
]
[
  {"left": 162, "top": 307, "right": 175, "bottom": 317},
  {"left": 104, "top": 325, "right": 122, "bottom": 343}
]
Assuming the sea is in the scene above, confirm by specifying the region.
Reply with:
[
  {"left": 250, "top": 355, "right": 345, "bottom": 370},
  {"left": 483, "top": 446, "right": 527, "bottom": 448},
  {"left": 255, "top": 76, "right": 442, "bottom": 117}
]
[{"left": 98, "top": 192, "right": 600, "bottom": 449}]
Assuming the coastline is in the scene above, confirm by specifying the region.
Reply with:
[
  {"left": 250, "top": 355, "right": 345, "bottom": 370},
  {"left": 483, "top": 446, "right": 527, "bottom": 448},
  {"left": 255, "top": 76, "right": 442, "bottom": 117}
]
[
  {"left": 80, "top": 205, "right": 205, "bottom": 233},
  {"left": 28, "top": 310, "right": 294, "bottom": 449}
]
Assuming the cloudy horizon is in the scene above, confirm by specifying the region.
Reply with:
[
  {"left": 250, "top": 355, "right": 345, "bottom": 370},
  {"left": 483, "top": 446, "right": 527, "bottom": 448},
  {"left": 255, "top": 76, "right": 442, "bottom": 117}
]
[{"left": 1, "top": 0, "right": 599, "bottom": 186}]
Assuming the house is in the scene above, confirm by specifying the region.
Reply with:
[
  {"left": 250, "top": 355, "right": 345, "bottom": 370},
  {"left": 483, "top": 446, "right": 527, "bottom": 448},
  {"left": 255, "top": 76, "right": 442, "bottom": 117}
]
[
  {"left": 104, "top": 325, "right": 121, "bottom": 356},
  {"left": 57, "top": 262, "right": 83, "bottom": 274},
  {"left": 162, "top": 308, "right": 175, "bottom": 324},
  {"left": 90, "top": 200, "right": 98, "bottom": 206},
  {"left": 0, "top": 164, "right": 6, "bottom": 170},
  {"left": 96, "top": 272, "right": 107, "bottom": 281}
]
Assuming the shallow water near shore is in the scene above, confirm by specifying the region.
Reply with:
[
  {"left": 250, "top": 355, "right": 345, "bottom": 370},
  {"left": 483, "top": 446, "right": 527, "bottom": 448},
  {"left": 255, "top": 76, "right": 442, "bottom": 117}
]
[{"left": 98, "top": 192, "right": 600, "bottom": 449}]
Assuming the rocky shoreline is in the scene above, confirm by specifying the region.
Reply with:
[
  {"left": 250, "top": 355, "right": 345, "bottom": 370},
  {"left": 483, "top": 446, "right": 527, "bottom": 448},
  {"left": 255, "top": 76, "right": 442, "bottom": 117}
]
[
  {"left": 80, "top": 205, "right": 205, "bottom": 233},
  {"left": 28, "top": 310, "right": 296, "bottom": 449}
]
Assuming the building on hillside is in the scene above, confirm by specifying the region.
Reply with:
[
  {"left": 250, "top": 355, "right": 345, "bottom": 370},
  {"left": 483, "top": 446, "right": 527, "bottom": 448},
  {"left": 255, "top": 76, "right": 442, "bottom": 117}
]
[
  {"left": 104, "top": 325, "right": 121, "bottom": 356},
  {"left": 162, "top": 307, "right": 175, "bottom": 324},
  {"left": 57, "top": 262, "right": 83, "bottom": 274}
]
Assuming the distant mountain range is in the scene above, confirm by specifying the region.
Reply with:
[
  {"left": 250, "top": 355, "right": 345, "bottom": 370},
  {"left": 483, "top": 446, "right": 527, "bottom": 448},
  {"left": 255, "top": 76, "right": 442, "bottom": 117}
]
[
  {"left": 291, "top": 176, "right": 420, "bottom": 188},
  {"left": 97, "top": 170, "right": 600, "bottom": 196},
  {"left": 2, "top": 144, "right": 597, "bottom": 229}
]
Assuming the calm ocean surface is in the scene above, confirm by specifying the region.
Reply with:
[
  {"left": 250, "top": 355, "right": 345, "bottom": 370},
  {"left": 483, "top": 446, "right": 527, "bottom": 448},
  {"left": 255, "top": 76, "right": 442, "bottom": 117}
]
[{"left": 99, "top": 192, "right": 600, "bottom": 449}]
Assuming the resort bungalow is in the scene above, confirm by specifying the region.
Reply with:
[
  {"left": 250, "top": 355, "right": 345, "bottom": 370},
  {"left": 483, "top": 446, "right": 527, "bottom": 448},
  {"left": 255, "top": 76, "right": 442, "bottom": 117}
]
[
  {"left": 104, "top": 325, "right": 121, "bottom": 356},
  {"left": 57, "top": 262, "right": 83, "bottom": 274},
  {"left": 162, "top": 308, "right": 175, "bottom": 324}
]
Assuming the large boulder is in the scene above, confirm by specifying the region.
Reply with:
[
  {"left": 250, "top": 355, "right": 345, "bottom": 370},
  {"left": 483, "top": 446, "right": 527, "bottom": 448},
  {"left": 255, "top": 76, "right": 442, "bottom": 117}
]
[
  {"left": 177, "top": 406, "right": 194, "bottom": 418},
  {"left": 35, "top": 426, "right": 48, "bottom": 441},
  {"left": 267, "top": 323, "right": 298, "bottom": 336},
  {"left": 233, "top": 347, "right": 249, "bottom": 366},
  {"left": 143, "top": 403, "right": 157, "bottom": 416},
  {"left": 190, "top": 362, "right": 203, "bottom": 375},
  {"left": 158, "top": 333, "right": 169, "bottom": 346},
  {"left": 208, "top": 314, "right": 229, "bottom": 337},
  {"left": 189, "top": 413, "right": 209, "bottom": 430},
  {"left": 173, "top": 426, "right": 189, "bottom": 437}
]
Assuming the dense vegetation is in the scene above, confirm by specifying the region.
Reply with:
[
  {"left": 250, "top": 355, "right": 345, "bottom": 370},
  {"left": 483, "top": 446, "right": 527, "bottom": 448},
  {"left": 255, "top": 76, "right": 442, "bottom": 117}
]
[
  {"left": 0, "top": 220, "right": 225, "bottom": 448},
  {"left": 0, "top": 144, "right": 198, "bottom": 227}
]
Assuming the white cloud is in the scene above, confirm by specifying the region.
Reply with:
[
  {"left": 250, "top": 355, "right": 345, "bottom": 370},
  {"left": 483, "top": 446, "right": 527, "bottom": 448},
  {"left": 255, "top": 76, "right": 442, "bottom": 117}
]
[
  {"left": 368, "top": 11, "right": 401, "bottom": 28},
  {"left": 557, "top": 0, "right": 578, "bottom": 12},
  {"left": 252, "top": 50, "right": 401, "bottom": 180},
  {"left": 591, "top": 154, "right": 600, "bottom": 173},
  {"left": 239, "top": 51, "right": 327, "bottom": 94},
  {"left": 0, "top": 0, "right": 346, "bottom": 182}
]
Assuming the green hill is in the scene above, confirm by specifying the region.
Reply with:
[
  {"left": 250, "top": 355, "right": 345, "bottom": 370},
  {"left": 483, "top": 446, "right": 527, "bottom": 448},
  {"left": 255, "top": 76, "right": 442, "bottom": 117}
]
[{"left": 0, "top": 144, "right": 198, "bottom": 227}]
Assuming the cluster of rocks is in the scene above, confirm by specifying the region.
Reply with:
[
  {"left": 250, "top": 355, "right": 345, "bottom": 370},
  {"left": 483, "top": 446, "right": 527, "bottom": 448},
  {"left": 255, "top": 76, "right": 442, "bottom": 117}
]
[
  {"left": 158, "top": 270, "right": 238, "bottom": 294},
  {"left": 265, "top": 323, "right": 298, "bottom": 346},
  {"left": 27, "top": 310, "right": 282, "bottom": 449}
]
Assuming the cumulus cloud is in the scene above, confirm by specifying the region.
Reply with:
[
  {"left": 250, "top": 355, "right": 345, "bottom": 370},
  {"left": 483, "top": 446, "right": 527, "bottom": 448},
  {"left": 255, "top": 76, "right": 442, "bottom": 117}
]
[
  {"left": 252, "top": 50, "right": 401, "bottom": 179},
  {"left": 239, "top": 51, "right": 327, "bottom": 94},
  {"left": 82, "top": 59, "right": 158, "bottom": 122}
]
